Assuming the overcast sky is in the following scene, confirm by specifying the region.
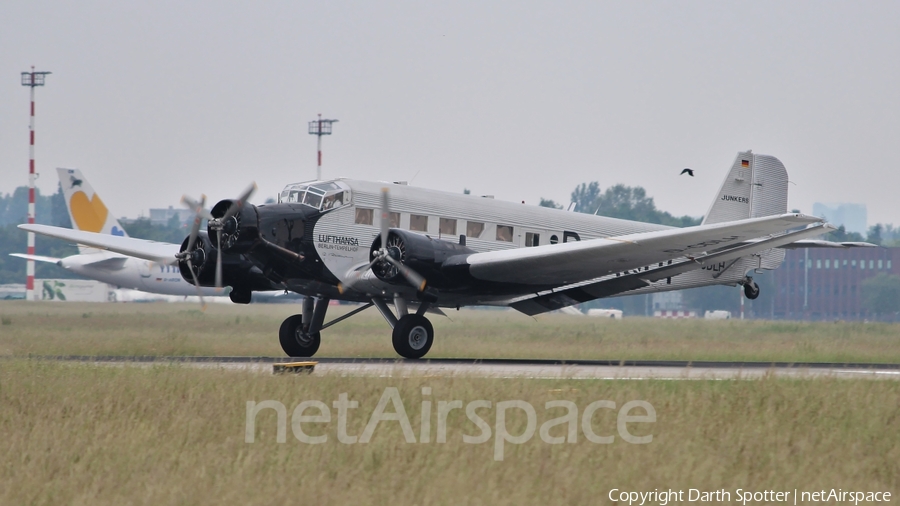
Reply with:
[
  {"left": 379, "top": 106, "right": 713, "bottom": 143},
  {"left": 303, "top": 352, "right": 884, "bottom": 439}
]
[{"left": 1, "top": 1, "right": 898, "bottom": 226}]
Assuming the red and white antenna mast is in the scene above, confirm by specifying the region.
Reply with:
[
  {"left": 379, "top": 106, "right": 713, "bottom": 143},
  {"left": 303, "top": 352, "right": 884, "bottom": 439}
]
[
  {"left": 21, "top": 67, "right": 51, "bottom": 301},
  {"left": 308, "top": 114, "right": 338, "bottom": 181}
]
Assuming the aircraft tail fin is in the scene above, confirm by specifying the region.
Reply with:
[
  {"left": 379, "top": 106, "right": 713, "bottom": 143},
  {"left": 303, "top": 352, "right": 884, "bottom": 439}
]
[
  {"left": 56, "top": 168, "right": 129, "bottom": 254},
  {"left": 702, "top": 151, "right": 789, "bottom": 225},
  {"left": 701, "top": 151, "right": 790, "bottom": 271}
]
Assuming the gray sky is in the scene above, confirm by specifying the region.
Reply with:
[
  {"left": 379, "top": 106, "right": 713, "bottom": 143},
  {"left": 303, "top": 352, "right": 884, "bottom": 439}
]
[{"left": 1, "top": 1, "right": 898, "bottom": 225}]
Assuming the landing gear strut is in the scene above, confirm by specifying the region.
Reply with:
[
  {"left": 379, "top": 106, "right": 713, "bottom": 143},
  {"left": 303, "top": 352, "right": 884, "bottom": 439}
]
[{"left": 742, "top": 276, "right": 760, "bottom": 300}]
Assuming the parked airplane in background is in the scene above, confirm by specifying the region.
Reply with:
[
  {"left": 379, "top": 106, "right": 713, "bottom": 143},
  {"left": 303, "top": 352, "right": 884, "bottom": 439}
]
[
  {"left": 11, "top": 168, "right": 230, "bottom": 299},
  {"left": 22, "top": 151, "right": 871, "bottom": 359}
]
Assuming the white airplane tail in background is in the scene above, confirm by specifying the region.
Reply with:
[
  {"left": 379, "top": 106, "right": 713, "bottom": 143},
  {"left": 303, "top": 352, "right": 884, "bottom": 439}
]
[{"left": 56, "top": 168, "right": 129, "bottom": 254}]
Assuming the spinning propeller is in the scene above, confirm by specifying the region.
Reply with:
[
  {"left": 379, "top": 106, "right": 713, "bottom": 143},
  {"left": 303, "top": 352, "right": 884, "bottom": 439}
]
[
  {"left": 207, "top": 182, "right": 257, "bottom": 289},
  {"left": 176, "top": 194, "right": 212, "bottom": 309},
  {"left": 176, "top": 182, "right": 257, "bottom": 307},
  {"left": 339, "top": 188, "right": 428, "bottom": 294}
]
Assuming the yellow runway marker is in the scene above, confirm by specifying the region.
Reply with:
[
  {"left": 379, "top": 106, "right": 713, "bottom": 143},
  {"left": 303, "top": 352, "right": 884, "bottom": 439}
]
[{"left": 272, "top": 361, "right": 317, "bottom": 374}]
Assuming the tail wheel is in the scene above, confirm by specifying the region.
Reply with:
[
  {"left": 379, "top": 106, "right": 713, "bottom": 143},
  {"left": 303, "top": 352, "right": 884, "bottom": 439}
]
[
  {"left": 279, "top": 314, "right": 321, "bottom": 357},
  {"left": 392, "top": 314, "right": 434, "bottom": 359}
]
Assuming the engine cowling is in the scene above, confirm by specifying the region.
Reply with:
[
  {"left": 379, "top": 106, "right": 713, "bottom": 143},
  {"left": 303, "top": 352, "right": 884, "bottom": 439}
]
[
  {"left": 208, "top": 199, "right": 260, "bottom": 254},
  {"left": 369, "top": 229, "right": 475, "bottom": 289},
  {"left": 177, "top": 230, "right": 275, "bottom": 293}
]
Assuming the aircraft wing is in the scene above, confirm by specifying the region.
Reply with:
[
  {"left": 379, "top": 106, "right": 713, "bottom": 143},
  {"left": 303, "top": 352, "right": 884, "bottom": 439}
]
[
  {"left": 19, "top": 224, "right": 180, "bottom": 265},
  {"left": 508, "top": 222, "right": 833, "bottom": 315},
  {"left": 453, "top": 213, "right": 822, "bottom": 287},
  {"left": 9, "top": 253, "right": 62, "bottom": 264}
]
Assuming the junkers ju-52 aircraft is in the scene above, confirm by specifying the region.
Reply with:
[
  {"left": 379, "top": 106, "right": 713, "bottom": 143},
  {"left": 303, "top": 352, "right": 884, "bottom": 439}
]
[{"left": 22, "top": 151, "right": 868, "bottom": 359}]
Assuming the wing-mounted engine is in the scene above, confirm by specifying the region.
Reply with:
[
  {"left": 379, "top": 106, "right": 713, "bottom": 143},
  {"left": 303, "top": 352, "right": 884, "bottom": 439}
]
[
  {"left": 176, "top": 230, "right": 275, "bottom": 294},
  {"left": 369, "top": 229, "right": 475, "bottom": 290}
]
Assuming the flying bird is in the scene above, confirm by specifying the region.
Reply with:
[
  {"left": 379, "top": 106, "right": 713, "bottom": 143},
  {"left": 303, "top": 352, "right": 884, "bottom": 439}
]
[{"left": 680, "top": 168, "right": 694, "bottom": 177}]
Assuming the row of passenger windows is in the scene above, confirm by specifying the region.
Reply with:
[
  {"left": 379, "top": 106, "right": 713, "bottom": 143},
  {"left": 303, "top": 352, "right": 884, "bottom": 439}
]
[
  {"left": 799, "top": 259, "right": 892, "bottom": 270},
  {"left": 355, "top": 208, "right": 541, "bottom": 244}
]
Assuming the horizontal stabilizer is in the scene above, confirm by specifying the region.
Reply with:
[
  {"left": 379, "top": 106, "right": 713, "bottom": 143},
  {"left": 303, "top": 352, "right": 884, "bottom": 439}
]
[
  {"left": 9, "top": 253, "right": 61, "bottom": 264},
  {"left": 777, "top": 239, "right": 878, "bottom": 249}
]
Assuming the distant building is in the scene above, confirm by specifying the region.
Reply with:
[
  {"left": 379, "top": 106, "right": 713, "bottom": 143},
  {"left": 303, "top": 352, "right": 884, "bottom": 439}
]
[
  {"left": 651, "top": 291, "right": 683, "bottom": 311},
  {"left": 149, "top": 206, "right": 192, "bottom": 226},
  {"left": 812, "top": 202, "right": 867, "bottom": 235},
  {"left": 771, "top": 247, "right": 897, "bottom": 320}
]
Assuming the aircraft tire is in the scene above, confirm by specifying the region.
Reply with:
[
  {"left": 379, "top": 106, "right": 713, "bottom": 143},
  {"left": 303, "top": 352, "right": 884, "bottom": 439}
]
[
  {"left": 279, "top": 314, "right": 321, "bottom": 357},
  {"left": 392, "top": 314, "right": 434, "bottom": 359},
  {"left": 744, "top": 281, "right": 760, "bottom": 300}
]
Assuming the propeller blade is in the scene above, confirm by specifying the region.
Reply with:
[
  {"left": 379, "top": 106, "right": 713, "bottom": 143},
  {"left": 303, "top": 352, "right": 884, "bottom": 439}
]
[
  {"left": 384, "top": 254, "right": 427, "bottom": 292},
  {"left": 182, "top": 195, "right": 207, "bottom": 254},
  {"left": 185, "top": 257, "right": 207, "bottom": 311},
  {"left": 215, "top": 228, "right": 223, "bottom": 288},
  {"left": 222, "top": 182, "right": 257, "bottom": 221},
  {"left": 380, "top": 187, "right": 390, "bottom": 253}
]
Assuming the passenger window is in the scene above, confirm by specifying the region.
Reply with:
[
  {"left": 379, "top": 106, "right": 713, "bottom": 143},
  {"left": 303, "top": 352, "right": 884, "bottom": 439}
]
[
  {"left": 355, "top": 208, "right": 374, "bottom": 225},
  {"left": 496, "top": 225, "right": 513, "bottom": 242},
  {"left": 389, "top": 212, "right": 400, "bottom": 228},
  {"left": 467, "top": 221, "right": 485, "bottom": 239},
  {"left": 525, "top": 232, "right": 540, "bottom": 247},
  {"left": 439, "top": 218, "right": 456, "bottom": 236},
  {"left": 410, "top": 214, "right": 428, "bottom": 232}
]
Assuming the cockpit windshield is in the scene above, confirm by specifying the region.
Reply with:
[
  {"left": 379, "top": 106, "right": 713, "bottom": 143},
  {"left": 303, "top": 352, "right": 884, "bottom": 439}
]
[{"left": 278, "top": 181, "right": 350, "bottom": 211}]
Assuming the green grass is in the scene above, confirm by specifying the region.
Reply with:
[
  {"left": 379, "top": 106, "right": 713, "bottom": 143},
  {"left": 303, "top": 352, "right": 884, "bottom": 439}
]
[
  {"left": 0, "top": 360, "right": 897, "bottom": 505},
  {"left": 1, "top": 301, "right": 899, "bottom": 363}
]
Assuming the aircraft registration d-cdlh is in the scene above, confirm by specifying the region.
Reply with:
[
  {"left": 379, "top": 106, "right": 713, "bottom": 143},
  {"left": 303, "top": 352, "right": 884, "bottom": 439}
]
[{"left": 21, "top": 151, "right": 871, "bottom": 359}]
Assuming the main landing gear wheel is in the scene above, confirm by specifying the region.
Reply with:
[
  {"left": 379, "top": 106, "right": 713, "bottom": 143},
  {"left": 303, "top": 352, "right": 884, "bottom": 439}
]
[
  {"left": 279, "top": 314, "right": 321, "bottom": 357},
  {"left": 392, "top": 314, "right": 434, "bottom": 359},
  {"left": 743, "top": 281, "right": 760, "bottom": 300}
]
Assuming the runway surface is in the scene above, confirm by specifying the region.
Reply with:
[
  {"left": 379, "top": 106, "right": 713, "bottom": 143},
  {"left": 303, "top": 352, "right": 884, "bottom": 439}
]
[{"left": 22, "top": 356, "right": 900, "bottom": 380}]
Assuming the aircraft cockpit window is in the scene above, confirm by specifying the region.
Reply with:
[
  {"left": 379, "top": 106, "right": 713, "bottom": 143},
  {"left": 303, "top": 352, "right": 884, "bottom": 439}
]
[
  {"left": 303, "top": 190, "right": 324, "bottom": 209},
  {"left": 279, "top": 182, "right": 350, "bottom": 210}
]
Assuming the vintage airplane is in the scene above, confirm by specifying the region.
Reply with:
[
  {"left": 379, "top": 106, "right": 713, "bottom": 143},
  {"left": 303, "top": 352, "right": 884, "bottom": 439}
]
[
  {"left": 21, "top": 151, "right": 870, "bottom": 359},
  {"left": 10, "top": 168, "right": 230, "bottom": 299}
]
